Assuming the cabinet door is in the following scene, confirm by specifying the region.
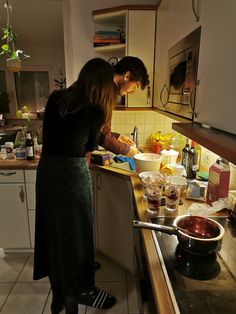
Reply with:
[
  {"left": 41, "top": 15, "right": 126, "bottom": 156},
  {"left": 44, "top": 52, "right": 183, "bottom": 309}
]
[
  {"left": 0, "top": 184, "right": 30, "bottom": 248},
  {"left": 25, "top": 170, "right": 36, "bottom": 248},
  {"left": 194, "top": 0, "right": 236, "bottom": 135},
  {"left": 127, "top": 10, "right": 156, "bottom": 107},
  {"left": 94, "top": 170, "right": 134, "bottom": 272},
  {"left": 153, "top": 0, "right": 201, "bottom": 111}
]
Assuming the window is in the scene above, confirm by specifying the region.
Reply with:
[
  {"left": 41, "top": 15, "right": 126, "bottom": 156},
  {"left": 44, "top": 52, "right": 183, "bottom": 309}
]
[
  {"left": 14, "top": 71, "right": 50, "bottom": 113},
  {"left": 0, "top": 67, "right": 52, "bottom": 118},
  {"left": 0, "top": 71, "right": 10, "bottom": 113}
]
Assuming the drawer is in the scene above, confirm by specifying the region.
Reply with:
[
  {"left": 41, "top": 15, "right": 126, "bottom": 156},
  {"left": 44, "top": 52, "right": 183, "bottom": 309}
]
[
  {"left": 25, "top": 170, "right": 37, "bottom": 183},
  {"left": 0, "top": 170, "right": 24, "bottom": 183}
]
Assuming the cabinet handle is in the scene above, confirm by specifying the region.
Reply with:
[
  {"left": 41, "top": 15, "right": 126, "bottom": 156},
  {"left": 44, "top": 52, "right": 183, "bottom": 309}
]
[
  {"left": 160, "top": 84, "right": 169, "bottom": 107},
  {"left": 19, "top": 186, "right": 25, "bottom": 203},
  {"left": 96, "top": 172, "right": 102, "bottom": 191},
  {"left": 192, "top": 0, "right": 200, "bottom": 22},
  {"left": 146, "top": 86, "right": 151, "bottom": 107},
  {"left": 0, "top": 171, "right": 17, "bottom": 176}
]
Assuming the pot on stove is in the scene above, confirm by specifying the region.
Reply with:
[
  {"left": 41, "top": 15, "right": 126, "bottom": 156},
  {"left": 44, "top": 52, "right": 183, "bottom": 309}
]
[{"left": 133, "top": 215, "right": 225, "bottom": 255}]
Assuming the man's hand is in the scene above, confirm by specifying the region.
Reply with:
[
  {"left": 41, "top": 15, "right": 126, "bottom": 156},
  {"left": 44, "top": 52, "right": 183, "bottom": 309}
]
[
  {"left": 126, "top": 146, "right": 141, "bottom": 157},
  {"left": 118, "top": 135, "right": 135, "bottom": 146}
]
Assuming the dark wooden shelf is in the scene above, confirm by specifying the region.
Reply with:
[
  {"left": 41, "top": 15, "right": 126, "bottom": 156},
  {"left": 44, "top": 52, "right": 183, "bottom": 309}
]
[{"left": 172, "top": 122, "right": 236, "bottom": 165}]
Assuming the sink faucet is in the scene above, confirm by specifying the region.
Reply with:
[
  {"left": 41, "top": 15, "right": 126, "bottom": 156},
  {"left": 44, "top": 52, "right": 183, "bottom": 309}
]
[{"left": 131, "top": 126, "right": 138, "bottom": 147}]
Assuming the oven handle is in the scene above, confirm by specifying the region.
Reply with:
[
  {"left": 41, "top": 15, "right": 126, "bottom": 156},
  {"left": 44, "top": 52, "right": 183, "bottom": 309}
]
[{"left": 160, "top": 84, "right": 169, "bottom": 107}]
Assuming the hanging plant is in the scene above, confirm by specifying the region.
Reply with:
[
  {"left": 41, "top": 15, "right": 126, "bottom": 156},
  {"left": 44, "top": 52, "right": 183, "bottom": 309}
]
[{"left": 0, "top": 0, "right": 30, "bottom": 72}]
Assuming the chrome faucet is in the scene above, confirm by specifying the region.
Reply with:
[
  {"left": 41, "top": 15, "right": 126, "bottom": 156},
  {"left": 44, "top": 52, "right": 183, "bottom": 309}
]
[{"left": 131, "top": 126, "right": 138, "bottom": 147}]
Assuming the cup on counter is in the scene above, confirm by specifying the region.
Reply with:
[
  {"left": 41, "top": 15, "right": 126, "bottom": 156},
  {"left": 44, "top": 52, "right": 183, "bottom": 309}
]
[
  {"left": 5, "top": 142, "right": 15, "bottom": 159},
  {"left": 144, "top": 185, "right": 162, "bottom": 214},
  {"left": 165, "top": 184, "right": 181, "bottom": 212}
]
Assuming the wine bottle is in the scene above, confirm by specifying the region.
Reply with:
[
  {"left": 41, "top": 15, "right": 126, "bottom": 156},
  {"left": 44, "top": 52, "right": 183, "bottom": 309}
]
[
  {"left": 26, "top": 132, "right": 34, "bottom": 160},
  {"left": 181, "top": 139, "right": 190, "bottom": 173},
  {"left": 186, "top": 140, "right": 198, "bottom": 179}
]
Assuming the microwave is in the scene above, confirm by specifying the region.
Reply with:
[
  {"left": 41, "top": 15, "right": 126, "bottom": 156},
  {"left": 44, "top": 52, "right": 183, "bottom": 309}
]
[{"left": 160, "top": 27, "right": 201, "bottom": 120}]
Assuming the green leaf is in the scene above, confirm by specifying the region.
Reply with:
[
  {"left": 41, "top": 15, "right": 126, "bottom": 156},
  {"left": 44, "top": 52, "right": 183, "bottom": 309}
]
[{"left": 1, "top": 44, "right": 9, "bottom": 51}]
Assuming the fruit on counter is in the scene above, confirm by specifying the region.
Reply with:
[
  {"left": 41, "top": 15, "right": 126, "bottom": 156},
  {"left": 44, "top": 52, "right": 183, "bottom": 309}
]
[{"left": 149, "top": 131, "right": 173, "bottom": 150}]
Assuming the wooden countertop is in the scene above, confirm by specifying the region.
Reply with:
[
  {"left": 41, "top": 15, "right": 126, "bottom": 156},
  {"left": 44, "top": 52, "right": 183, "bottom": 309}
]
[
  {"left": 0, "top": 159, "right": 39, "bottom": 170},
  {"left": 0, "top": 158, "right": 226, "bottom": 313}
]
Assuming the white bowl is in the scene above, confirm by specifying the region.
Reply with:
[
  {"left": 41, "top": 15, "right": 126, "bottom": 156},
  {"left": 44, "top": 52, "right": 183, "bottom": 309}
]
[
  {"left": 134, "top": 153, "right": 162, "bottom": 174},
  {"left": 169, "top": 176, "right": 187, "bottom": 193}
]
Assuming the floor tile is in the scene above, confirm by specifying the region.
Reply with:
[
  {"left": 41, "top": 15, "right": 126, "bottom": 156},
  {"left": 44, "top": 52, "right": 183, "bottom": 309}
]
[
  {"left": 86, "top": 282, "right": 128, "bottom": 314},
  {"left": 2, "top": 253, "right": 30, "bottom": 260},
  {"left": 127, "top": 280, "right": 140, "bottom": 314},
  {"left": 17, "top": 256, "right": 49, "bottom": 283},
  {"left": 0, "top": 259, "right": 26, "bottom": 283},
  {"left": 0, "top": 283, "right": 14, "bottom": 309},
  {"left": 0, "top": 282, "right": 50, "bottom": 314},
  {"left": 43, "top": 290, "right": 86, "bottom": 314},
  {"left": 95, "top": 254, "right": 126, "bottom": 282}
]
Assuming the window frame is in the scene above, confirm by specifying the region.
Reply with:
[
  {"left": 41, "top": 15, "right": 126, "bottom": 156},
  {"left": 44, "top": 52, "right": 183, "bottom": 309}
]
[{"left": 0, "top": 65, "right": 53, "bottom": 118}]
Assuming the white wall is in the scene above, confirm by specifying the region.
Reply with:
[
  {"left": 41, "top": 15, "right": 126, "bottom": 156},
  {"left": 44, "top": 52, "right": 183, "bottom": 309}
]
[{"left": 62, "top": 0, "right": 158, "bottom": 86}]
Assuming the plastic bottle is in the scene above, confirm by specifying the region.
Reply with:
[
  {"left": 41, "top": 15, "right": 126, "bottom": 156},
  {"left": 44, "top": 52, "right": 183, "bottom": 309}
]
[
  {"left": 186, "top": 141, "right": 199, "bottom": 179},
  {"left": 26, "top": 132, "right": 34, "bottom": 160}
]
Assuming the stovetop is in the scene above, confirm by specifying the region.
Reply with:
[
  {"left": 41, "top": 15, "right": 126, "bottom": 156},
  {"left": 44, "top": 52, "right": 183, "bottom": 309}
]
[{"left": 151, "top": 216, "right": 236, "bottom": 314}]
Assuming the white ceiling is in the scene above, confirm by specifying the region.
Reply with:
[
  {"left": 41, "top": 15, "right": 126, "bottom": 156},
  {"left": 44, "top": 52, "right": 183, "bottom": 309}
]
[{"left": 0, "top": 0, "right": 64, "bottom": 47}]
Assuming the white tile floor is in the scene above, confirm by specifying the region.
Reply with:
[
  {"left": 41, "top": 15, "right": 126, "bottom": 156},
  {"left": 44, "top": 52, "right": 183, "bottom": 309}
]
[{"left": 0, "top": 252, "right": 140, "bottom": 314}]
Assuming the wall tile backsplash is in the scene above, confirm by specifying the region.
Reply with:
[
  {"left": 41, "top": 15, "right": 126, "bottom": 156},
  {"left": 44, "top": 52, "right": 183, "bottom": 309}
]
[
  {"left": 111, "top": 110, "right": 176, "bottom": 147},
  {"left": 111, "top": 110, "right": 236, "bottom": 190}
]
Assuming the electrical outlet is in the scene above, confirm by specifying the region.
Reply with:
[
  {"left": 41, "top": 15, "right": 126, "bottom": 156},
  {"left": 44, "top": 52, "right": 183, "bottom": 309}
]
[{"left": 204, "top": 150, "right": 211, "bottom": 165}]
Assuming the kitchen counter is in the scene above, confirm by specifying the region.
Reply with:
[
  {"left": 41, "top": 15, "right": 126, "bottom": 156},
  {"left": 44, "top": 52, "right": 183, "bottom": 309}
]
[
  {"left": 0, "top": 159, "right": 39, "bottom": 170},
  {"left": 1, "top": 158, "right": 234, "bottom": 313}
]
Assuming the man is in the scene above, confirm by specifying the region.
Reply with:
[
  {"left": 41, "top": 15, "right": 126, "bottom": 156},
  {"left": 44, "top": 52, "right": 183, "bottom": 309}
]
[{"left": 99, "top": 56, "right": 150, "bottom": 157}]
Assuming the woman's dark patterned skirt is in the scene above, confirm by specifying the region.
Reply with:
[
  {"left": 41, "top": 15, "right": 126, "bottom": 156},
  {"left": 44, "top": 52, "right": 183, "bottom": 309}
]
[{"left": 33, "top": 156, "right": 95, "bottom": 296}]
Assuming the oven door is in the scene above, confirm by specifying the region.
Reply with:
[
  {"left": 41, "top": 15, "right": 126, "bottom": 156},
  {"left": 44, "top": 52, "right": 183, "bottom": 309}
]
[{"left": 134, "top": 228, "right": 157, "bottom": 314}]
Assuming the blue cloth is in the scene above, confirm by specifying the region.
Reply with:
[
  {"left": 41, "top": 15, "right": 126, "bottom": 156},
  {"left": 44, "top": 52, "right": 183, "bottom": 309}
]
[{"left": 113, "top": 155, "right": 135, "bottom": 171}]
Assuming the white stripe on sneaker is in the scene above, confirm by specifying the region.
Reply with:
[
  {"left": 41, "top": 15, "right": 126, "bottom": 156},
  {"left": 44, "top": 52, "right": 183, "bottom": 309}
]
[{"left": 92, "top": 289, "right": 108, "bottom": 308}]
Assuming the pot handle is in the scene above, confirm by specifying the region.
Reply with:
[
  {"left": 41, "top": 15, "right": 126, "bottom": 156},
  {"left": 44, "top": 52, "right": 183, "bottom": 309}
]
[{"left": 133, "top": 220, "right": 178, "bottom": 235}]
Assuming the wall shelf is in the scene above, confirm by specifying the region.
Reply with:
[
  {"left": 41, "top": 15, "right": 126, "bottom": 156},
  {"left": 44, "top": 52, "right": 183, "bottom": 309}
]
[{"left": 172, "top": 122, "right": 236, "bottom": 165}]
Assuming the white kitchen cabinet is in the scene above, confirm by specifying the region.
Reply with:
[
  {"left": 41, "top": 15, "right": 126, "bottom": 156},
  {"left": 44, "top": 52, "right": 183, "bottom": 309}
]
[
  {"left": 0, "top": 170, "right": 30, "bottom": 249},
  {"left": 93, "top": 169, "right": 134, "bottom": 273},
  {"left": 93, "top": 6, "right": 156, "bottom": 108},
  {"left": 153, "top": 0, "right": 201, "bottom": 112},
  {"left": 25, "top": 170, "right": 36, "bottom": 248},
  {"left": 194, "top": 0, "right": 236, "bottom": 135}
]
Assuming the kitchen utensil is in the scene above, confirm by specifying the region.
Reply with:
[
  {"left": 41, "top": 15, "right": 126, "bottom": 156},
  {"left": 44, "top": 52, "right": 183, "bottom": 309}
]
[{"left": 133, "top": 215, "right": 225, "bottom": 255}]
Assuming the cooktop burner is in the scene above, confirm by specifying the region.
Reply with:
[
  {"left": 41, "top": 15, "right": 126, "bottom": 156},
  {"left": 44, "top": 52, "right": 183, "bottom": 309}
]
[
  {"left": 174, "top": 244, "right": 220, "bottom": 280},
  {"left": 150, "top": 216, "right": 236, "bottom": 314}
]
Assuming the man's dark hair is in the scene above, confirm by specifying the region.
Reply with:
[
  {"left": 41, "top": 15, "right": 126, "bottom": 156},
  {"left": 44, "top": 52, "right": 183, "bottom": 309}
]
[{"left": 114, "top": 56, "right": 149, "bottom": 89}]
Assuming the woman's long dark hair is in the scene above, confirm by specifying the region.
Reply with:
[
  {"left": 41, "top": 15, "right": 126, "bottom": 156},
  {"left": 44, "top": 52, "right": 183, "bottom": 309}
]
[{"left": 59, "top": 58, "right": 116, "bottom": 123}]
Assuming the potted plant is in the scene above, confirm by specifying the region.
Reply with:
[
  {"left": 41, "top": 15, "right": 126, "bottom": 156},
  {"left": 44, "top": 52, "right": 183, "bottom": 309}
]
[{"left": 0, "top": 1, "right": 29, "bottom": 72}]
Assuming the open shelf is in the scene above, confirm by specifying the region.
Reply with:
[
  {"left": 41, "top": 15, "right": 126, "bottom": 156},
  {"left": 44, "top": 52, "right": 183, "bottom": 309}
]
[{"left": 172, "top": 122, "right": 236, "bottom": 165}]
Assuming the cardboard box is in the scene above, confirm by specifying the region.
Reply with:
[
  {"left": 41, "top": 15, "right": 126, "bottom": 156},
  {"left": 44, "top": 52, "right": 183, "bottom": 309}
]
[{"left": 206, "top": 160, "right": 230, "bottom": 205}]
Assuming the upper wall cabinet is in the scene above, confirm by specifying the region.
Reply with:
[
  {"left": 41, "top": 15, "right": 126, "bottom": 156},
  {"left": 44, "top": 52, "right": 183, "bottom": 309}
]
[
  {"left": 92, "top": 6, "right": 157, "bottom": 108},
  {"left": 194, "top": 0, "right": 236, "bottom": 135},
  {"left": 154, "top": 0, "right": 236, "bottom": 136},
  {"left": 153, "top": 0, "right": 201, "bottom": 119}
]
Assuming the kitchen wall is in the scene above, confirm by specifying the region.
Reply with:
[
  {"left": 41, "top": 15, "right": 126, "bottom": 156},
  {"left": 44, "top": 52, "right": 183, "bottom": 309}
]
[{"left": 111, "top": 110, "right": 176, "bottom": 147}]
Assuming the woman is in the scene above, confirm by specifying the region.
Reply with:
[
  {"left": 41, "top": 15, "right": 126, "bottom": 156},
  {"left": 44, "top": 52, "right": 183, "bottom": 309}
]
[{"left": 33, "top": 58, "right": 117, "bottom": 314}]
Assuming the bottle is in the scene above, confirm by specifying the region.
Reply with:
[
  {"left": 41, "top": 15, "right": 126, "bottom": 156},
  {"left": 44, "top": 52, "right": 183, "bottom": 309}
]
[
  {"left": 186, "top": 141, "right": 199, "bottom": 179},
  {"left": 26, "top": 132, "right": 34, "bottom": 160},
  {"left": 181, "top": 139, "right": 190, "bottom": 173}
]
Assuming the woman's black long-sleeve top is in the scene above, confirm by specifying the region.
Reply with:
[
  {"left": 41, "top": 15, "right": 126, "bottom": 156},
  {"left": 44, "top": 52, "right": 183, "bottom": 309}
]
[{"left": 41, "top": 91, "right": 105, "bottom": 157}]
